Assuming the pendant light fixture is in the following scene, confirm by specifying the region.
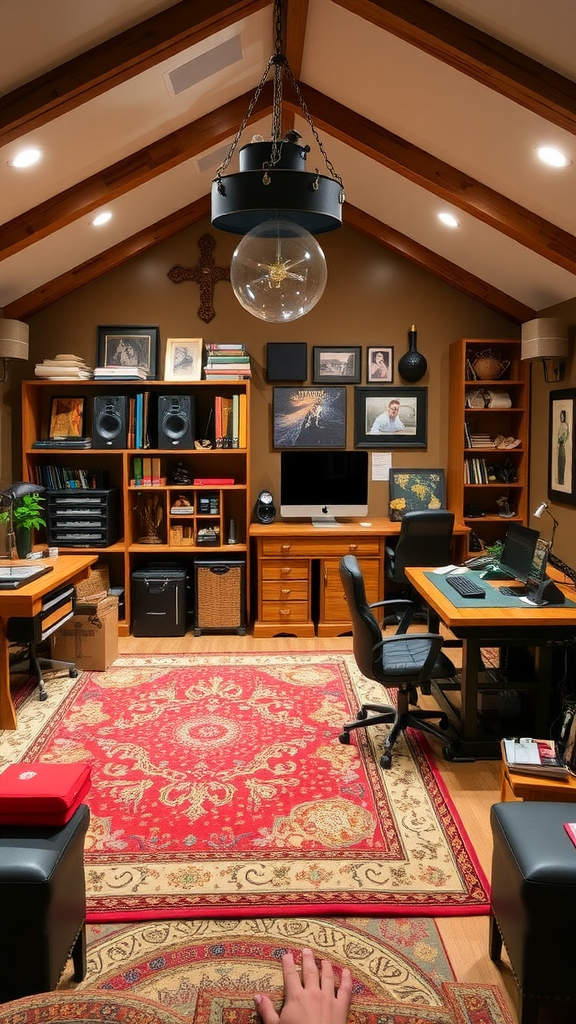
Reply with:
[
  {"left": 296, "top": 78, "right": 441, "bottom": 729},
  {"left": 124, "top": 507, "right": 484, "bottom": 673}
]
[{"left": 211, "top": 0, "right": 345, "bottom": 322}]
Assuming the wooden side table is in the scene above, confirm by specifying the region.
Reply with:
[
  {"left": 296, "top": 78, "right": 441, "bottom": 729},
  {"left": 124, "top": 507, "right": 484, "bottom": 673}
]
[{"left": 500, "top": 758, "right": 576, "bottom": 802}]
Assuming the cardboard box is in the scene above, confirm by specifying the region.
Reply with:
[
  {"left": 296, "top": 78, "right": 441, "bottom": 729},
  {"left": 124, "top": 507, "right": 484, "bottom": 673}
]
[{"left": 52, "top": 595, "right": 118, "bottom": 671}]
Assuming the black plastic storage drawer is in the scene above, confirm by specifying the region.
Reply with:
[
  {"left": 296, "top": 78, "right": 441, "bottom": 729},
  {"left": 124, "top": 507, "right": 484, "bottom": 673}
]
[
  {"left": 46, "top": 489, "right": 120, "bottom": 547},
  {"left": 131, "top": 564, "right": 190, "bottom": 637}
]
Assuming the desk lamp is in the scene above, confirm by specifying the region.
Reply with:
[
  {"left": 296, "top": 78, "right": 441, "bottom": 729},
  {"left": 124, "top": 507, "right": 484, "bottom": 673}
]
[
  {"left": 0, "top": 482, "right": 45, "bottom": 560},
  {"left": 533, "top": 501, "right": 559, "bottom": 551}
]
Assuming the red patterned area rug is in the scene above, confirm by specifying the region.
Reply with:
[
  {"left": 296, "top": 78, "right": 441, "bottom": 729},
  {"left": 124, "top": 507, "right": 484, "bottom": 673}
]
[
  {"left": 57, "top": 917, "right": 513, "bottom": 1024},
  {"left": 2, "top": 653, "right": 489, "bottom": 922}
]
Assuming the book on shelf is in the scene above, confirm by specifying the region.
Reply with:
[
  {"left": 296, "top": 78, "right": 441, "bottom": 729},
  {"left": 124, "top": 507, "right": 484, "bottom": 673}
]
[
  {"left": 502, "top": 737, "right": 570, "bottom": 779},
  {"left": 94, "top": 365, "right": 148, "bottom": 380}
]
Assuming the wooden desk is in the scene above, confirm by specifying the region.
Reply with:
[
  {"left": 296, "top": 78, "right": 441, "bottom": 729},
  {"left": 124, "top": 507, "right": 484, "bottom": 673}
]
[
  {"left": 0, "top": 554, "right": 97, "bottom": 730},
  {"left": 405, "top": 566, "right": 576, "bottom": 760},
  {"left": 250, "top": 519, "right": 469, "bottom": 638}
]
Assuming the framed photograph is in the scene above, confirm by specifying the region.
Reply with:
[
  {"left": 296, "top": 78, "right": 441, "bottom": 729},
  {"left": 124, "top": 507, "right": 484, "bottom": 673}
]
[
  {"left": 164, "top": 338, "right": 203, "bottom": 381},
  {"left": 273, "top": 386, "right": 347, "bottom": 448},
  {"left": 312, "top": 346, "right": 361, "bottom": 383},
  {"left": 549, "top": 388, "right": 576, "bottom": 504},
  {"left": 97, "top": 325, "right": 159, "bottom": 379},
  {"left": 49, "top": 396, "right": 85, "bottom": 438},
  {"left": 367, "top": 346, "right": 393, "bottom": 383},
  {"left": 388, "top": 468, "right": 446, "bottom": 520},
  {"left": 355, "top": 387, "right": 427, "bottom": 448}
]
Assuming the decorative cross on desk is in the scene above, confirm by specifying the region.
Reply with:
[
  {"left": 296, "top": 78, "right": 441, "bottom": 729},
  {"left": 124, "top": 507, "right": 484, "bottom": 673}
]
[{"left": 167, "top": 233, "right": 230, "bottom": 323}]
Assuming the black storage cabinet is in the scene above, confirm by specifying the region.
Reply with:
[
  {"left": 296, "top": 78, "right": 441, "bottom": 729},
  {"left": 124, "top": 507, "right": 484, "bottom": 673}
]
[
  {"left": 131, "top": 564, "right": 189, "bottom": 637},
  {"left": 46, "top": 489, "right": 120, "bottom": 547},
  {"left": 194, "top": 559, "right": 246, "bottom": 636}
]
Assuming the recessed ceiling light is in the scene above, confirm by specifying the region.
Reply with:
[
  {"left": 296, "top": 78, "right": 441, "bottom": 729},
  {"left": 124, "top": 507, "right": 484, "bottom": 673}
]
[
  {"left": 536, "top": 145, "right": 571, "bottom": 168},
  {"left": 92, "top": 211, "right": 112, "bottom": 226},
  {"left": 438, "top": 211, "right": 459, "bottom": 228},
  {"left": 9, "top": 147, "right": 41, "bottom": 168}
]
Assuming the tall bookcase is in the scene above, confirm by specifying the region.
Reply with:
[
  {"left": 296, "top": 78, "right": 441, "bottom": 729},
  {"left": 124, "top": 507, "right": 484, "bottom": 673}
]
[
  {"left": 21, "top": 379, "right": 251, "bottom": 636},
  {"left": 448, "top": 338, "right": 530, "bottom": 556}
]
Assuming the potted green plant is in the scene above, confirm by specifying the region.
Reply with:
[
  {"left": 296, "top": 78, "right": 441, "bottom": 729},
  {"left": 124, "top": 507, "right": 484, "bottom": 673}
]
[{"left": 0, "top": 492, "right": 47, "bottom": 558}]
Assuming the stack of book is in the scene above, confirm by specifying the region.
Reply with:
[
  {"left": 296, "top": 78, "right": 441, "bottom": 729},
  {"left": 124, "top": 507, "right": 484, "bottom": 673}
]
[
  {"left": 204, "top": 344, "right": 251, "bottom": 380},
  {"left": 94, "top": 365, "right": 148, "bottom": 381},
  {"left": 502, "top": 737, "right": 570, "bottom": 779},
  {"left": 35, "top": 354, "right": 93, "bottom": 379}
]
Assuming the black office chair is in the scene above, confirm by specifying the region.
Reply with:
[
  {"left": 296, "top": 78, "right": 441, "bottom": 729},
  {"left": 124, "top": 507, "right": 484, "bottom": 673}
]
[
  {"left": 338, "top": 554, "right": 456, "bottom": 768},
  {"left": 385, "top": 509, "right": 455, "bottom": 621}
]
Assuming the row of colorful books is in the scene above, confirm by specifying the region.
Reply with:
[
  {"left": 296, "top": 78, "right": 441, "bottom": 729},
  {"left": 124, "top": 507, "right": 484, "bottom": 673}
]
[
  {"left": 214, "top": 393, "right": 247, "bottom": 448},
  {"left": 130, "top": 457, "right": 167, "bottom": 487},
  {"left": 204, "top": 343, "right": 251, "bottom": 380},
  {"left": 32, "top": 465, "right": 108, "bottom": 489}
]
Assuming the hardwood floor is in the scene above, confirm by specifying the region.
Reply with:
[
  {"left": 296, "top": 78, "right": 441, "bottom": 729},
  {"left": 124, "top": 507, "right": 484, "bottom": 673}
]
[{"left": 117, "top": 632, "right": 524, "bottom": 1018}]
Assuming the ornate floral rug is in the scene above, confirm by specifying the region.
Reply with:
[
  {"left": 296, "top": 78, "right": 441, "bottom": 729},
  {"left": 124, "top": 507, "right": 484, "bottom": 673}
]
[
  {"left": 53, "top": 917, "right": 513, "bottom": 1024},
  {"left": 2, "top": 653, "right": 489, "bottom": 921}
]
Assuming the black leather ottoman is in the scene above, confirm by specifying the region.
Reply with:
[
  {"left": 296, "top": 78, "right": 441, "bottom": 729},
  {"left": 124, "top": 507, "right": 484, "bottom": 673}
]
[
  {"left": 0, "top": 803, "right": 90, "bottom": 1002},
  {"left": 490, "top": 801, "right": 576, "bottom": 1024}
]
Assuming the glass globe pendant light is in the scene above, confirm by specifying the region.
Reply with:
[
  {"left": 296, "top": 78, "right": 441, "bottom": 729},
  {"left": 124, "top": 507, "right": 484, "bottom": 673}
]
[
  {"left": 210, "top": 0, "right": 344, "bottom": 322},
  {"left": 230, "top": 217, "right": 327, "bottom": 322}
]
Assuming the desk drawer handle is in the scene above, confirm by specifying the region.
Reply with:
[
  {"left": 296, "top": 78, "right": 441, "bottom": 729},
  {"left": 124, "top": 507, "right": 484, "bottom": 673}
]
[
  {"left": 348, "top": 543, "right": 358, "bottom": 552},
  {"left": 280, "top": 609, "right": 291, "bottom": 618},
  {"left": 281, "top": 544, "right": 292, "bottom": 553},
  {"left": 280, "top": 588, "right": 291, "bottom": 595},
  {"left": 280, "top": 567, "right": 292, "bottom": 576}
]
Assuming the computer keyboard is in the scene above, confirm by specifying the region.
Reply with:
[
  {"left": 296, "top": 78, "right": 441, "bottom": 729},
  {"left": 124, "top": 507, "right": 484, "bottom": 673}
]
[
  {"left": 500, "top": 584, "right": 529, "bottom": 597},
  {"left": 446, "top": 574, "right": 486, "bottom": 598}
]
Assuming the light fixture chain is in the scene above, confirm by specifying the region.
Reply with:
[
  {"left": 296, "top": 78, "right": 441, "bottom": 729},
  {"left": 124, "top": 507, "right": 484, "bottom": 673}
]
[
  {"left": 214, "top": 56, "right": 275, "bottom": 181},
  {"left": 283, "top": 62, "right": 344, "bottom": 195}
]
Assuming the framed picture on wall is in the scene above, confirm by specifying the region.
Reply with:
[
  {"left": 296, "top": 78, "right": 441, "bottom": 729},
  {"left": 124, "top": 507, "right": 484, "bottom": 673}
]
[
  {"left": 97, "top": 325, "right": 159, "bottom": 379},
  {"left": 312, "top": 346, "right": 361, "bottom": 383},
  {"left": 367, "top": 346, "right": 393, "bottom": 382},
  {"left": 273, "top": 387, "right": 347, "bottom": 448},
  {"left": 549, "top": 388, "right": 576, "bottom": 504},
  {"left": 388, "top": 468, "right": 446, "bottom": 520},
  {"left": 354, "top": 387, "right": 427, "bottom": 448}
]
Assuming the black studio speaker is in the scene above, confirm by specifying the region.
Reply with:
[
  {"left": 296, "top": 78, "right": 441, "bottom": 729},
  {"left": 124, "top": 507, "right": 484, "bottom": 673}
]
[
  {"left": 266, "top": 342, "right": 307, "bottom": 382},
  {"left": 92, "top": 395, "right": 128, "bottom": 448},
  {"left": 157, "top": 394, "right": 195, "bottom": 448}
]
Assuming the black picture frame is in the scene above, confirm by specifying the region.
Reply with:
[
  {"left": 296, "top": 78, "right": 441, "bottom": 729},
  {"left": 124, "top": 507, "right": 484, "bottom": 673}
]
[
  {"left": 548, "top": 388, "right": 576, "bottom": 504},
  {"left": 388, "top": 468, "right": 446, "bottom": 520},
  {"left": 312, "top": 346, "right": 361, "bottom": 383},
  {"left": 367, "top": 346, "right": 394, "bottom": 383},
  {"left": 97, "top": 325, "right": 159, "bottom": 379},
  {"left": 273, "top": 386, "right": 347, "bottom": 448},
  {"left": 355, "top": 387, "right": 427, "bottom": 448}
]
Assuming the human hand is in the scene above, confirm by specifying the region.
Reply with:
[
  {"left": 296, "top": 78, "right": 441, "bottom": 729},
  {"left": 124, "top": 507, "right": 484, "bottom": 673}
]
[{"left": 254, "top": 948, "right": 352, "bottom": 1024}]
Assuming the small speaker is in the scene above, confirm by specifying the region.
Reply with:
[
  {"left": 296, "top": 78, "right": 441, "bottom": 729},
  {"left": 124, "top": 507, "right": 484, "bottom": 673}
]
[
  {"left": 266, "top": 342, "right": 307, "bottom": 381},
  {"left": 157, "top": 395, "right": 195, "bottom": 448},
  {"left": 254, "top": 490, "right": 276, "bottom": 524},
  {"left": 92, "top": 395, "right": 128, "bottom": 449}
]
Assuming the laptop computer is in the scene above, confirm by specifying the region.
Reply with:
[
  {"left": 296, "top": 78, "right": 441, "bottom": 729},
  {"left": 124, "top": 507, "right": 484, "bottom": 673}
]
[
  {"left": 0, "top": 563, "right": 53, "bottom": 589},
  {"left": 479, "top": 523, "right": 540, "bottom": 582}
]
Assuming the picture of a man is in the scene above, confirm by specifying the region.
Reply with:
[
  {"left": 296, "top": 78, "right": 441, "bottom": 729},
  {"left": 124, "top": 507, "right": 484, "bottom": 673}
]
[{"left": 369, "top": 398, "right": 405, "bottom": 433}]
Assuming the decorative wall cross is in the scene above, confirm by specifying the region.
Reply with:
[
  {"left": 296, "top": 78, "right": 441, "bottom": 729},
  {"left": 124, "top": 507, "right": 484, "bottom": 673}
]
[{"left": 167, "top": 233, "right": 230, "bottom": 323}]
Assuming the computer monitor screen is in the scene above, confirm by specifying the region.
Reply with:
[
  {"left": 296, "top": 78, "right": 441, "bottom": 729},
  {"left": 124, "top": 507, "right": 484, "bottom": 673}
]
[
  {"left": 280, "top": 450, "right": 369, "bottom": 526},
  {"left": 527, "top": 538, "right": 549, "bottom": 590},
  {"left": 499, "top": 523, "right": 539, "bottom": 583}
]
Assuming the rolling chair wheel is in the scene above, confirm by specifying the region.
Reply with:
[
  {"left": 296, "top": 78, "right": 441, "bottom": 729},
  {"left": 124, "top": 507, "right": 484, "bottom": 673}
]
[
  {"left": 39, "top": 690, "right": 48, "bottom": 702},
  {"left": 338, "top": 731, "right": 351, "bottom": 744},
  {"left": 356, "top": 708, "right": 368, "bottom": 720},
  {"left": 380, "top": 752, "right": 392, "bottom": 769},
  {"left": 443, "top": 744, "right": 455, "bottom": 761},
  {"left": 70, "top": 668, "right": 79, "bottom": 677}
]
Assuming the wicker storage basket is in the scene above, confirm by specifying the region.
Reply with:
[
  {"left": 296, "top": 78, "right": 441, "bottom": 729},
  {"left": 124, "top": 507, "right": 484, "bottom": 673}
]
[{"left": 75, "top": 564, "right": 110, "bottom": 601}]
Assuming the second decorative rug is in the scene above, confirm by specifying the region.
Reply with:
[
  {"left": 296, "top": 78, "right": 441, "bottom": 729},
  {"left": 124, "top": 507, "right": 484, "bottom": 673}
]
[{"left": 3, "top": 653, "right": 489, "bottom": 921}]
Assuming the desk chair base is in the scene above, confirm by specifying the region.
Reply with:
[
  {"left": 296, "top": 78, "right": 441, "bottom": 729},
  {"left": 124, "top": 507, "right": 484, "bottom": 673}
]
[
  {"left": 339, "top": 690, "right": 450, "bottom": 769},
  {"left": 11, "top": 642, "right": 78, "bottom": 701}
]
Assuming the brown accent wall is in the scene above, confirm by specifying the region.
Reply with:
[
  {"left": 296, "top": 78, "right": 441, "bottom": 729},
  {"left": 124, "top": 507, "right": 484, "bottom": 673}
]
[{"left": 7, "top": 220, "right": 517, "bottom": 516}]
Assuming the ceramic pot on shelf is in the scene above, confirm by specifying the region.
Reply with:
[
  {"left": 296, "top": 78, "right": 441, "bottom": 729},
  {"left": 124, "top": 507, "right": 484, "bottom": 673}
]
[{"left": 398, "top": 325, "right": 427, "bottom": 382}]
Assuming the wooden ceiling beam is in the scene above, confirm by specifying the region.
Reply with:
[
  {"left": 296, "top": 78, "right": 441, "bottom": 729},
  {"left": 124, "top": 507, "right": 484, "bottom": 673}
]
[
  {"left": 345, "top": 205, "right": 535, "bottom": 324},
  {"left": 286, "top": 86, "right": 576, "bottom": 276},
  {"left": 333, "top": 0, "right": 576, "bottom": 135},
  {"left": 0, "top": 0, "right": 271, "bottom": 147},
  {"left": 0, "top": 86, "right": 273, "bottom": 262},
  {"left": 4, "top": 197, "right": 211, "bottom": 321}
]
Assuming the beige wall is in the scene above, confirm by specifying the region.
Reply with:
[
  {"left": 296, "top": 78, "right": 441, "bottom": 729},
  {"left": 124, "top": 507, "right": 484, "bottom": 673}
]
[{"left": 6, "top": 219, "right": 517, "bottom": 516}]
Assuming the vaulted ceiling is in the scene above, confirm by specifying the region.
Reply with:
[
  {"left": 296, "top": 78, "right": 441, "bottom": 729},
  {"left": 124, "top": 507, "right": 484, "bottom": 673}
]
[{"left": 2, "top": 0, "right": 576, "bottom": 324}]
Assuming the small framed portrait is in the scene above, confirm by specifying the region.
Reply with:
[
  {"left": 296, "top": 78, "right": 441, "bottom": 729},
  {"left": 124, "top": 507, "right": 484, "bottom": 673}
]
[
  {"left": 49, "top": 396, "right": 85, "bottom": 438},
  {"left": 312, "top": 346, "right": 361, "bottom": 383},
  {"left": 273, "top": 386, "right": 347, "bottom": 448},
  {"left": 367, "top": 346, "right": 393, "bottom": 383},
  {"left": 549, "top": 388, "right": 576, "bottom": 504},
  {"left": 164, "top": 338, "right": 203, "bottom": 381},
  {"left": 97, "top": 325, "right": 159, "bottom": 379},
  {"left": 355, "top": 387, "right": 427, "bottom": 448}
]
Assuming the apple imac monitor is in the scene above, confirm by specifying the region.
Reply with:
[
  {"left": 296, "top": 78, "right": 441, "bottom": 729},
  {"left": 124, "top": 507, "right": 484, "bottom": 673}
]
[{"left": 280, "top": 450, "right": 369, "bottom": 526}]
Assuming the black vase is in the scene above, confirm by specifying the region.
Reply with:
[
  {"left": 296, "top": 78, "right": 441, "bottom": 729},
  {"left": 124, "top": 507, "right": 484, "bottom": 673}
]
[{"left": 398, "top": 326, "right": 427, "bottom": 382}]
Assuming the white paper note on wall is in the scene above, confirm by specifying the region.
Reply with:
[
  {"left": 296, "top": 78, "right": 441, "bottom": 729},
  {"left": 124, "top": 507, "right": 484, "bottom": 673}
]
[{"left": 371, "top": 452, "right": 392, "bottom": 481}]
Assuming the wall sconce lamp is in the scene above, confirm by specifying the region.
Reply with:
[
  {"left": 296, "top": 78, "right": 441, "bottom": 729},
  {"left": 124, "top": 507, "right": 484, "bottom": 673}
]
[
  {"left": 533, "top": 501, "right": 559, "bottom": 551},
  {"left": 0, "top": 318, "right": 29, "bottom": 382},
  {"left": 521, "top": 318, "right": 570, "bottom": 383}
]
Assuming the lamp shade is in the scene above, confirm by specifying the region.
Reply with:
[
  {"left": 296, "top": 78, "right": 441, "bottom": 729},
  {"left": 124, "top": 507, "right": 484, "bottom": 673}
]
[
  {"left": 521, "top": 318, "right": 569, "bottom": 361},
  {"left": 0, "top": 318, "right": 29, "bottom": 361}
]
